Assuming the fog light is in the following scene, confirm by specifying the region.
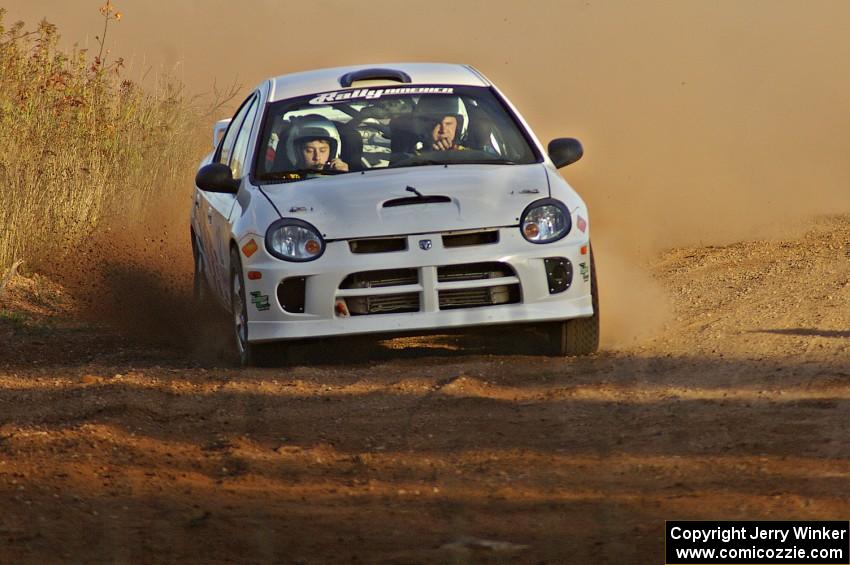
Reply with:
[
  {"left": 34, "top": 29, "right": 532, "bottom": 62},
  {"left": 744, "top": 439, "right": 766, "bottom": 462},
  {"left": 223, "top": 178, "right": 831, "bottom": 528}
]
[
  {"left": 277, "top": 277, "right": 306, "bottom": 313},
  {"left": 544, "top": 257, "right": 572, "bottom": 294}
]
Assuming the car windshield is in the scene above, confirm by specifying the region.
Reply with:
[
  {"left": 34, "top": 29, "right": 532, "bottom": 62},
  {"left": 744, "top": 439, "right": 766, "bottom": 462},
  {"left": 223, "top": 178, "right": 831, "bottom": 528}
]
[{"left": 254, "top": 85, "right": 540, "bottom": 182}]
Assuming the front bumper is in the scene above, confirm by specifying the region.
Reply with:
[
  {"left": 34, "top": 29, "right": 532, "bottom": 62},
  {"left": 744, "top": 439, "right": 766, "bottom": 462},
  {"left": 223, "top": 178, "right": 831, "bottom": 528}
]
[{"left": 240, "top": 227, "right": 594, "bottom": 343}]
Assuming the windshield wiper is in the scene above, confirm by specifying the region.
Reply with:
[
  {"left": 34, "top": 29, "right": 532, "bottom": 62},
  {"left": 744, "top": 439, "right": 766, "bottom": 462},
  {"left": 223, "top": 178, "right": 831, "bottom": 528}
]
[{"left": 255, "top": 168, "right": 346, "bottom": 183}]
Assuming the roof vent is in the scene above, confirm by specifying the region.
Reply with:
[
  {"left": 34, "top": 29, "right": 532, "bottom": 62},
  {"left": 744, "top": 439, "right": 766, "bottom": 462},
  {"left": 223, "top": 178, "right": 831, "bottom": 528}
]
[{"left": 339, "top": 68, "right": 412, "bottom": 88}]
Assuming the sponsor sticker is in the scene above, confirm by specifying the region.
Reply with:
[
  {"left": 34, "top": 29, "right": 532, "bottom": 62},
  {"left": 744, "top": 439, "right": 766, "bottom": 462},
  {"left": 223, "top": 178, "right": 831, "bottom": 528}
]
[
  {"left": 309, "top": 86, "right": 455, "bottom": 105},
  {"left": 579, "top": 262, "right": 589, "bottom": 282},
  {"left": 250, "top": 291, "right": 270, "bottom": 311}
]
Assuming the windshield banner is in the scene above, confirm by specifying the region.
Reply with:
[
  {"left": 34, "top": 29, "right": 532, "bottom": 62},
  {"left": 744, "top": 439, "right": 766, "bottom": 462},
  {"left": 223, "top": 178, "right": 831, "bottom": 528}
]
[{"left": 309, "top": 87, "right": 454, "bottom": 105}]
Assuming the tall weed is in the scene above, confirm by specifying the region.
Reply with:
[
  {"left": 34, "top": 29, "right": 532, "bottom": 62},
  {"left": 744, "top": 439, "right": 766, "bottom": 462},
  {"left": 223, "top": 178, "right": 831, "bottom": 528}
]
[{"left": 0, "top": 6, "right": 218, "bottom": 272}]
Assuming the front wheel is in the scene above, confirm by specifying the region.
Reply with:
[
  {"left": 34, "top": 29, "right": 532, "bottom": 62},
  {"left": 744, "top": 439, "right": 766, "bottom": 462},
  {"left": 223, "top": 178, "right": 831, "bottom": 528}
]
[
  {"left": 229, "top": 247, "right": 279, "bottom": 367},
  {"left": 192, "top": 235, "right": 212, "bottom": 306},
  {"left": 548, "top": 249, "right": 600, "bottom": 356}
]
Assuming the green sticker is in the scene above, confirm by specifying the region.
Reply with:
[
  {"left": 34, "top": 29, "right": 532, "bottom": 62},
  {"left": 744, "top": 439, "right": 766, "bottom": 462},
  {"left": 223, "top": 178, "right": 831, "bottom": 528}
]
[
  {"left": 250, "top": 291, "right": 270, "bottom": 311},
  {"left": 579, "top": 262, "right": 589, "bottom": 282}
]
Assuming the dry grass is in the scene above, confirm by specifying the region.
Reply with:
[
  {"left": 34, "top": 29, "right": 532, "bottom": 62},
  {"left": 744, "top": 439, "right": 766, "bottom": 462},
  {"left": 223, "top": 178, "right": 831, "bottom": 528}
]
[{"left": 0, "top": 6, "right": 220, "bottom": 272}]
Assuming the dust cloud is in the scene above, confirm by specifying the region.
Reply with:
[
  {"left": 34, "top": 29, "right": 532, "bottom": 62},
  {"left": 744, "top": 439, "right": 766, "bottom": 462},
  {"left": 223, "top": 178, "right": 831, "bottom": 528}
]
[
  {"left": 48, "top": 190, "right": 232, "bottom": 361},
  {"left": 7, "top": 1, "right": 850, "bottom": 348}
]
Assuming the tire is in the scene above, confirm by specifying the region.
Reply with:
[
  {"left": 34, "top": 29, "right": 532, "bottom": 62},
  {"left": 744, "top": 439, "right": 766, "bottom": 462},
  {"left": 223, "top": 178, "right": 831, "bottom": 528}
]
[
  {"left": 229, "top": 247, "right": 280, "bottom": 367},
  {"left": 549, "top": 248, "right": 600, "bottom": 356},
  {"left": 192, "top": 234, "right": 212, "bottom": 306}
]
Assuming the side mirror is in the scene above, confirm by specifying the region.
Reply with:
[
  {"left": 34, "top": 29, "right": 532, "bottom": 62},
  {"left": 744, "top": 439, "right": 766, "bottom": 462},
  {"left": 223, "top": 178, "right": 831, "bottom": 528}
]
[
  {"left": 195, "top": 163, "right": 239, "bottom": 194},
  {"left": 547, "top": 138, "right": 583, "bottom": 169}
]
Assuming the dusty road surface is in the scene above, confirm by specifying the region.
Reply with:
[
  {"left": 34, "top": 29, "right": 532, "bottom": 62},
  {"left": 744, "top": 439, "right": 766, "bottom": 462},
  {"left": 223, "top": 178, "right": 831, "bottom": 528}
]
[{"left": 1, "top": 217, "right": 848, "bottom": 563}]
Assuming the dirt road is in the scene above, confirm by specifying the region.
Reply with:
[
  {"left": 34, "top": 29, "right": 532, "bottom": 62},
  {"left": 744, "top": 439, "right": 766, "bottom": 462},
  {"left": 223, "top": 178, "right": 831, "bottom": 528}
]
[{"left": 1, "top": 217, "right": 848, "bottom": 563}]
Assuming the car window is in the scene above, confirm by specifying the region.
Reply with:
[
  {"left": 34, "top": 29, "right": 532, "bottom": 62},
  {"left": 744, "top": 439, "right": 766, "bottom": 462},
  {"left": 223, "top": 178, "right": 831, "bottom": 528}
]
[
  {"left": 217, "top": 94, "right": 257, "bottom": 167},
  {"left": 229, "top": 97, "right": 259, "bottom": 179},
  {"left": 254, "top": 85, "right": 540, "bottom": 182}
]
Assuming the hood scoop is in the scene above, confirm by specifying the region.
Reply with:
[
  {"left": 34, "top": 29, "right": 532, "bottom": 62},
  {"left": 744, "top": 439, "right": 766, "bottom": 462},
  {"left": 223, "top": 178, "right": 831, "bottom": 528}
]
[
  {"left": 383, "top": 195, "right": 452, "bottom": 208},
  {"left": 383, "top": 186, "right": 452, "bottom": 208}
]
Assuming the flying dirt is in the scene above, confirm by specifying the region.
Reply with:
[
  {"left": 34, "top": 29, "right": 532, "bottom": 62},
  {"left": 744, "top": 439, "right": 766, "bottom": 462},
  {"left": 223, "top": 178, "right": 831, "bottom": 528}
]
[{"left": 0, "top": 216, "right": 848, "bottom": 562}]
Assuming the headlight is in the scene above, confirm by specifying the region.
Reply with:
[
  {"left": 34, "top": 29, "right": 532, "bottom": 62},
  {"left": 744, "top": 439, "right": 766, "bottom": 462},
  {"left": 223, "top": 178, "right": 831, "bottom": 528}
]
[
  {"left": 520, "top": 198, "right": 572, "bottom": 243},
  {"left": 265, "top": 218, "right": 325, "bottom": 262}
]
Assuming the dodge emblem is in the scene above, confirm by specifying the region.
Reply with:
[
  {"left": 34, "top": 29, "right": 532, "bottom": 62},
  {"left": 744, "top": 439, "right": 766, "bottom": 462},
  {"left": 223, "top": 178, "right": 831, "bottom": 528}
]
[{"left": 419, "top": 239, "right": 432, "bottom": 250}]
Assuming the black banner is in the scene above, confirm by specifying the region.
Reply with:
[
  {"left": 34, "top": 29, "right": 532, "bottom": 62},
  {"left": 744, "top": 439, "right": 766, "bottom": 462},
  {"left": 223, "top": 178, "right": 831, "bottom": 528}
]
[{"left": 666, "top": 521, "right": 849, "bottom": 564}]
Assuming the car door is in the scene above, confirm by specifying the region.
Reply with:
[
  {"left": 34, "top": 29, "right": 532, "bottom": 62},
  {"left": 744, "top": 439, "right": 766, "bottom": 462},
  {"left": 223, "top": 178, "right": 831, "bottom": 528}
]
[
  {"left": 200, "top": 93, "right": 258, "bottom": 304},
  {"left": 212, "top": 94, "right": 260, "bottom": 302}
]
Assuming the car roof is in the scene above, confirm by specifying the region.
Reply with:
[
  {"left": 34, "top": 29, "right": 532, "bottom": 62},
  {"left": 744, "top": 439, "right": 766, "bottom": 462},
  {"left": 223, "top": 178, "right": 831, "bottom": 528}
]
[{"left": 267, "top": 63, "right": 491, "bottom": 103}]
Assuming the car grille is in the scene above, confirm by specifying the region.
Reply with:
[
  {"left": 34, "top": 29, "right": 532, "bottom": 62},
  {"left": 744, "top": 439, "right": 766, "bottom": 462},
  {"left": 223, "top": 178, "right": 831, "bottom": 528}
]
[
  {"left": 441, "top": 230, "right": 499, "bottom": 248},
  {"left": 340, "top": 268, "right": 418, "bottom": 289},
  {"left": 439, "top": 285, "right": 520, "bottom": 310},
  {"left": 344, "top": 293, "right": 420, "bottom": 315},
  {"left": 339, "top": 269, "right": 419, "bottom": 315},
  {"left": 437, "top": 262, "right": 515, "bottom": 282},
  {"left": 348, "top": 237, "right": 407, "bottom": 254},
  {"left": 346, "top": 229, "right": 501, "bottom": 254},
  {"left": 336, "top": 262, "right": 520, "bottom": 316}
]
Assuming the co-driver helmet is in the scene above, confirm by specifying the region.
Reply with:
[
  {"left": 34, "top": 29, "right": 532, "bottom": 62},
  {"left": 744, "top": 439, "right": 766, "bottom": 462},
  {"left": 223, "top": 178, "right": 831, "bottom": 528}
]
[{"left": 285, "top": 114, "right": 343, "bottom": 167}]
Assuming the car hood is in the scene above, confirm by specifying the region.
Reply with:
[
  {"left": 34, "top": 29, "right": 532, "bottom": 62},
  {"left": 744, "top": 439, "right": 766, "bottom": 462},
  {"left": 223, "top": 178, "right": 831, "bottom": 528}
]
[{"left": 259, "top": 164, "right": 550, "bottom": 240}]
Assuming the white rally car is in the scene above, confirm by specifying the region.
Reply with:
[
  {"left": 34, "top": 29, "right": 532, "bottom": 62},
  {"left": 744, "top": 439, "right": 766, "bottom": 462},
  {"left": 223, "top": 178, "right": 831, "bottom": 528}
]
[{"left": 191, "top": 63, "right": 598, "bottom": 365}]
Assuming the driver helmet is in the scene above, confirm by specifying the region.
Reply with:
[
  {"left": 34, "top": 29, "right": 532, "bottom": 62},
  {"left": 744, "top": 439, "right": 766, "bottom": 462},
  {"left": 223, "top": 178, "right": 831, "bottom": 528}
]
[
  {"left": 412, "top": 95, "right": 468, "bottom": 146},
  {"left": 285, "top": 114, "right": 342, "bottom": 167}
]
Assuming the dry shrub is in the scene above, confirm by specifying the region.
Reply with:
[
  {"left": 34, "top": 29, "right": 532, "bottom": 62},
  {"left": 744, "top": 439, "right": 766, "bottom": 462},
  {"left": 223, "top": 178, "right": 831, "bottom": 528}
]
[
  {"left": 0, "top": 7, "right": 210, "bottom": 272},
  {"left": 0, "top": 7, "right": 242, "bottom": 359}
]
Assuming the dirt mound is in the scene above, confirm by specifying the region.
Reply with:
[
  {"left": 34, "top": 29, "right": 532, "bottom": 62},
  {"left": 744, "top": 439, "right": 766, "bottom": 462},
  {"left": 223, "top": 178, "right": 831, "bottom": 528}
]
[{"left": 648, "top": 215, "right": 850, "bottom": 358}]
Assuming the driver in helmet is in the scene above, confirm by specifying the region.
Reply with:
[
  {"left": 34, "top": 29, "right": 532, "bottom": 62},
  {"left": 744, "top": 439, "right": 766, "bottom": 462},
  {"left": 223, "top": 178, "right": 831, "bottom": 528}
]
[
  {"left": 413, "top": 96, "right": 467, "bottom": 153},
  {"left": 285, "top": 115, "right": 349, "bottom": 172}
]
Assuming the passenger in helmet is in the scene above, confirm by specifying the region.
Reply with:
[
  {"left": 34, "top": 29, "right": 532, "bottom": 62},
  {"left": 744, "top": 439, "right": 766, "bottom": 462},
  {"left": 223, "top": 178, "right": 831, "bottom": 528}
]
[
  {"left": 413, "top": 96, "right": 468, "bottom": 152},
  {"left": 285, "top": 114, "right": 349, "bottom": 171}
]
